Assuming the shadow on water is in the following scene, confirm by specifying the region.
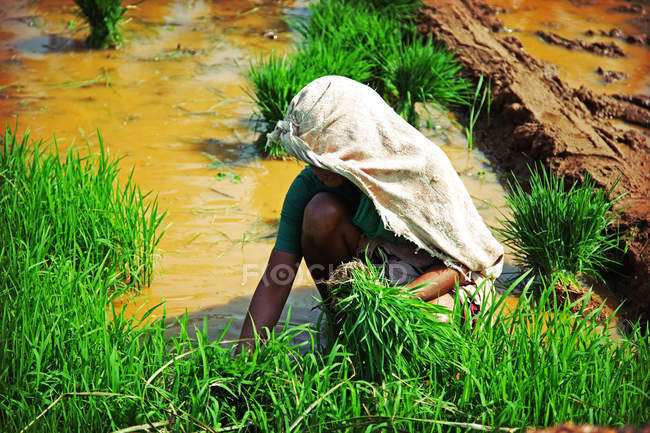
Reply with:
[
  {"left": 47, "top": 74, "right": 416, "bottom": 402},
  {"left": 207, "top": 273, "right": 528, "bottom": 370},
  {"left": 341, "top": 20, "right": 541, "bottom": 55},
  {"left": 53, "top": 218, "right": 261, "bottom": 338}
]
[
  {"left": 15, "top": 34, "right": 86, "bottom": 54},
  {"left": 190, "top": 136, "right": 258, "bottom": 164},
  {"left": 159, "top": 283, "right": 325, "bottom": 349}
]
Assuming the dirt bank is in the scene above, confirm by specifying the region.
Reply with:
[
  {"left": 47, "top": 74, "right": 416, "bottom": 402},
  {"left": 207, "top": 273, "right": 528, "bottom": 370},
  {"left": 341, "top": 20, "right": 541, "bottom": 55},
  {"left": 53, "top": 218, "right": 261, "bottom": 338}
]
[{"left": 416, "top": 0, "right": 650, "bottom": 321}]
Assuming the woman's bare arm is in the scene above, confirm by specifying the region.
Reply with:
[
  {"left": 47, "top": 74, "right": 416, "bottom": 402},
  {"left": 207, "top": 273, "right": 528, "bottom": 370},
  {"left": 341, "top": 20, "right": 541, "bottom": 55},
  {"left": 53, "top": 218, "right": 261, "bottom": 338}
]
[
  {"left": 406, "top": 262, "right": 468, "bottom": 302},
  {"left": 237, "top": 248, "right": 301, "bottom": 353}
]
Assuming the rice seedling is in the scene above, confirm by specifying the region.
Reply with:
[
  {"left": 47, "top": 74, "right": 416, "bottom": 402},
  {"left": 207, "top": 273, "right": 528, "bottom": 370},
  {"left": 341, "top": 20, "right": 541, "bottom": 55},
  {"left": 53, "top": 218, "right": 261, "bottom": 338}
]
[
  {"left": 73, "top": 0, "right": 127, "bottom": 49},
  {"left": 50, "top": 68, "right": 112, "bottom": 89},
  {"left": 496, "top": 165, "right": 625, "bottom": 285},
  {"left": 202, "top": 152, "right": 241, "bottom": 183},
  {"left": 381, "top": 39, "right": 472, "bottom": 125},
  {"left": 326, "top": 261, "right": 462, "bottom": 382},
  {"left": 343, "top": 0, "right": 422, "bottom": 21},
  {"left": 289, "top": 0, "right": 404, "bottom": 92},
  {"left": 463, "top": 74, "right": 490, "bottom": 150},
  {"left": 0, "top": 123, "right": 167, "bottom": 432},
  {"left": 250, "top": 0, "right": 473, "bottom": 155},
  {"left": 248, "top": 42, "right": 372, "bottom": 156}
]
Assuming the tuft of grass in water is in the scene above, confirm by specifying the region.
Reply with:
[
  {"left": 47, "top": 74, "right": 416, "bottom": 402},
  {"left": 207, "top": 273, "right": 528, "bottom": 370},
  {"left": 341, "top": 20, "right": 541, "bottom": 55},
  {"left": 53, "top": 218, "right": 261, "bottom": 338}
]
[
  {"left": 342, "top": 0, "right": 422, "bottom": 21},
  {"left": 250, "top": 0, "right": 473, "bottom": 156},
  {"left": 73, "top": 0, "right": 127, "bottom": 49},
  {"left": 202, "top": 152, "right": 241, "bottom": 183},
  {"left": 1, "top": 124, "right": 165, "bottom": 287},
  {"left": 50, "top": 69, "right": 112, "bottom": 89},
  {"left": 381, "top": 39, "right": 472, "bottom": 125},
  {"left": 248, "top": 42, "right": 373, "bottom": 156},
  {"left": 496, "top": 165, "right": 625, "bottom": 284},
  {"left": 463, "top": 74, "right": 490, "bottom": 149}
]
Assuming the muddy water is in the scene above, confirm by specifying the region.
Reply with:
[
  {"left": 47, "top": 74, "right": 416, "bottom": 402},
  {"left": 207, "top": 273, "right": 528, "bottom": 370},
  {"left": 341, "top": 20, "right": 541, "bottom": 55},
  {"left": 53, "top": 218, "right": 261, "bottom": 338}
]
[
  {"left": 485, "top": 0, "right": 650, "bottom": 96},
  {"left": 0, "top": 0, "right": 625, "bottom": 341}
]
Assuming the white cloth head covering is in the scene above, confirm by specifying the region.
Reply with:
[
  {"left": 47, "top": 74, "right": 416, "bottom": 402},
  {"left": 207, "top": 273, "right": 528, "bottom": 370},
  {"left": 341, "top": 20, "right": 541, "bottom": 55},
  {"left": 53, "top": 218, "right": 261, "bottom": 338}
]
[{"left": 268, "top": 75, "right": 503, "bottom": 279}]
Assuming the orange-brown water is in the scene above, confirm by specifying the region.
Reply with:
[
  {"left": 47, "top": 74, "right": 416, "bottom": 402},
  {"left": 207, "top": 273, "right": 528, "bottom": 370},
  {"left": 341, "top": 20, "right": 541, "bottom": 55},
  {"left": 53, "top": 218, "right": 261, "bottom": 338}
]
[
  {"left": 1, "top": 0, "right": 632, "bottom": 340},
  {"left": 485, "top": 0, "right": 650, "bottom": 95}
]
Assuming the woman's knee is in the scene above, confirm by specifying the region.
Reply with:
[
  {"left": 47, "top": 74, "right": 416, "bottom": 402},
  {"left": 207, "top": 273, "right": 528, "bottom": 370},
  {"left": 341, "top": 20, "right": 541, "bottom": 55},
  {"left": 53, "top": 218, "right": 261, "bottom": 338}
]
[{"left": 302, "top": 192, "right": 348, "bottom": 246}]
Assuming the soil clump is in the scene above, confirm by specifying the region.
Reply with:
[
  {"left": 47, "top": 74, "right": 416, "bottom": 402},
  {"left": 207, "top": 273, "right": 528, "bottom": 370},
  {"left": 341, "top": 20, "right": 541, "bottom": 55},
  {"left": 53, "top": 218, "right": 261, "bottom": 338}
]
[
  {"left": 534, "top": 30, "right": 627, "bottom": 57},
  {"left": 585, "top": 28, "right": 650, "bottom": 46},
  {"left": 595, "top": 67, "right": 628, "bottom": 83},
  {"left": 416, "top": 0, "right": 650, "bottom": 322}
]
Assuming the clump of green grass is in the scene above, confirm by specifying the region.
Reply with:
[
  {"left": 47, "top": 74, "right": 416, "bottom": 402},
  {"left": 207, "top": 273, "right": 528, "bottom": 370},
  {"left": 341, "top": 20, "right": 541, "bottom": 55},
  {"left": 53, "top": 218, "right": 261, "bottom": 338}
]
[
  {"left": 248, "top": 43, "right": 372, "bottom": 156},
  {"left": 497, "top": 165, "right": 625, "bottom": 284},
  {"left": 382, "top": 39, "right": 472, "bottom": 125},
  {"left": 1, "top": 124, "right": 165, "bottom": 287},
  {"left": 73, "top": 0, "right": 127, "bottom": 49},
  {"left": 343, "top": 0, "right": 422, "bottom": 20},
  {"left": 249, "top": 0, "right": 471, "bottom": 156},
  {"left": 325, "top": 266, "right": 649, "bottom": 429},
  {"left": 0, "top": 123, "right": 166, "bottom": 431}
]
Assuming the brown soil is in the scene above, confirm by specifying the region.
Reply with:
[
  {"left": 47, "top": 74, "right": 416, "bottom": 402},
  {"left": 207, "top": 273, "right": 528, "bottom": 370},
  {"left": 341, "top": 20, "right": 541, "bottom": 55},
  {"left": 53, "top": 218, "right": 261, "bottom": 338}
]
[
  {"left": 595, "top": 67, "right": 628, "bottom": 83},
  {"left": 417, "top": 0, "right": 650, "bottom": 322},
  {"left": 535, "top": 30, "right": 627, "bottom": 57},
  {"left": 585, "top": 28, "right": 650, "bottom": 46},
  {"left": 553, "top": 279, "right": 609, "bottom": 323}
]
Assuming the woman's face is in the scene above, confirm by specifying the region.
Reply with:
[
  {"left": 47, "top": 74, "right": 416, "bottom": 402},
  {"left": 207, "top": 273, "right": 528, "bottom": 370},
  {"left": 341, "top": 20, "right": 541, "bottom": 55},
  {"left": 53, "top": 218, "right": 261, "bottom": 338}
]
[{"left": 309, "top": 165, "right": 347, "bottom": 187}]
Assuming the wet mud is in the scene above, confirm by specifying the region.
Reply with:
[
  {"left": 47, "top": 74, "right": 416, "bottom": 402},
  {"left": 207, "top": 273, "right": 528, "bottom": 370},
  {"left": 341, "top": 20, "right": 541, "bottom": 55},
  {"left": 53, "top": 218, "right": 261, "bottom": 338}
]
[
  {"left": 417, "top": 0, "right": 650, "bottom": 321},
  {"left": 585, "top": 28, "right": 650, "bottom": 46},
  {"left": 535, "top": 30, "right": 626, "bottom": 57},
  {"left": 595, "top": 66, "right": 628, "bottom": 83}
]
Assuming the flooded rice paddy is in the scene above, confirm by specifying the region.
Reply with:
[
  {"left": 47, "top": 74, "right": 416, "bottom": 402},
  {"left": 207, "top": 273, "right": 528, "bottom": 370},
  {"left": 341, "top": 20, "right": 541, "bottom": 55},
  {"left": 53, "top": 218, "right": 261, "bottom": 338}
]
[{"left": 1, "top": 0, "right": 642, "bottom": 339}]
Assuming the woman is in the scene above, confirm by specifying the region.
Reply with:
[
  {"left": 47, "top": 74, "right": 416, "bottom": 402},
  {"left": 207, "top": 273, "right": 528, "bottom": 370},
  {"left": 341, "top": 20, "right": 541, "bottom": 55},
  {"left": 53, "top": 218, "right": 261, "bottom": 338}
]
[{"left": 238, "top": 75, "right": 503, "bottom": 349}]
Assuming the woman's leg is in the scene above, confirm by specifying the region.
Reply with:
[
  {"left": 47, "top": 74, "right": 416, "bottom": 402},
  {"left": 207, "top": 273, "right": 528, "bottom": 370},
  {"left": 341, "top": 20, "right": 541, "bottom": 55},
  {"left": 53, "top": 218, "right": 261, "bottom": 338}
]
[{"left": 301, "top": 192, "right": 361, "bottom": 301}]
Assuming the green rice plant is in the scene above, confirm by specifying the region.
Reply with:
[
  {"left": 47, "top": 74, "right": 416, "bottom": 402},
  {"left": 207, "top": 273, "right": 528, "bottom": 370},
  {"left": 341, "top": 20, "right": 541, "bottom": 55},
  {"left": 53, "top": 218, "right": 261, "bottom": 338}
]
[
  {"left": 291, "top": 0, "right": 405, "bottom": 53},
  {"left": 0, "top": 123, "right": 169, "bottom": 432},
  {"left": 496, "top": 165, "right": 625, "bottom": 284},
  {"left": 202, "top": 152, "right": 241, "bottom": 183},
  {"left": 73, "top": 0, "right": 127, "bottom": 48},
  {"left": 327, "top": 262, "right": 463, "bottom": 382},
  {"left": 0, "top": 124, "right": 165, "bottom": 287},
  {"left": 381, "top": 39, "right": 472, "bottom": 125},
  {"left": 251, "top": 0, "right": 472, "bottom": 153},
  {"left": 290, "top": 0, "right": 404, "bottom": 91},
  {"left": 463, "top": 74, "right": 490, "bottom": 150},
  {"left": 4, "top": 125, "right": 647, "bottom": 431},
  {"left": 343, "top": 0, "right": 422, "bottom": 20},
  {"left": 248, "top": 42, "right": 372, "bottom": 157}
]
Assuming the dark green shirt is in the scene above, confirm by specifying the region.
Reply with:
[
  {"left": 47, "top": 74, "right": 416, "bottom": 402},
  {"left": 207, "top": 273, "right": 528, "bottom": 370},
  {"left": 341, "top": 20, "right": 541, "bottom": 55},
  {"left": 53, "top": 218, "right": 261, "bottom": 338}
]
[{"left": 275, "top": 167, "right": 405, "bottom": 255}]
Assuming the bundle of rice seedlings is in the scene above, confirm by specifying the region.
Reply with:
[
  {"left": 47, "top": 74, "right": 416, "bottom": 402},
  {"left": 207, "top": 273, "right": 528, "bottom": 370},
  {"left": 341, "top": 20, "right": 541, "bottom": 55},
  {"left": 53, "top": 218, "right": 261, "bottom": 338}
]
[
  {"left": 248, "top": 43, "right": 372, "bottom": 157},
  {"left": 73, "top": 0, "right": 127, "bottom": 49},
  {"left": 326, "top": 261, "right": 462, "bottom": 382},
  {"left": 249, "top": 0, "right": 472, "bottom": 154},
  {"left": 381, "top": 39, "right": 472, "bottom": 125},
  {"left": 497, "top": 165, "right": 625, "bottom": 286}
]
